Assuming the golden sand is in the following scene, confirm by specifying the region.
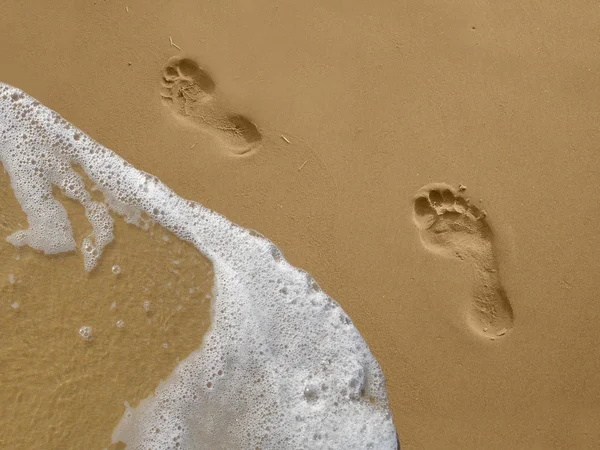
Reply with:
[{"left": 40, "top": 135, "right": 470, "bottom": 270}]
[{"left": 1, "top": 0, "right": 600, "bottom": 448}]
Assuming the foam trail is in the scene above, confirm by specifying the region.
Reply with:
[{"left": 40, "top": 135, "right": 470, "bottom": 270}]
[{"left": 0, "top": 82, "right": 398, "bottom": 449}]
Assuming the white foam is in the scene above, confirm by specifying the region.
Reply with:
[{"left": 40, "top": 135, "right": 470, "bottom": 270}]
[{"left": 0, "top": 82, "right": 398, "bottom": 449}]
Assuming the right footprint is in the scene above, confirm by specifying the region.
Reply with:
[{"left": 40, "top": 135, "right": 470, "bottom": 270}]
[
  {"left": 160, "top": 57, "right": 262, "bottom": 155},
  {"left": 412, "top": 183, "right": 514, "bottom": 339}
]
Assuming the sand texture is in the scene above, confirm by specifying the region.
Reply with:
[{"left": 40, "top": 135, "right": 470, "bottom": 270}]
[{"left": 1, "top": 0, "right": 600, "bottom": 448}]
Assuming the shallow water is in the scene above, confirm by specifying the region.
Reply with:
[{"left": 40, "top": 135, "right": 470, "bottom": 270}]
[{"left": 0, "top": 168, "right": 215, "bottom": 449}]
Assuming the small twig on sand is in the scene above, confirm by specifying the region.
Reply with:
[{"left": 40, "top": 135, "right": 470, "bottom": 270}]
[
  {"left": 281, "top": 135, "right": 290, "bottom": 144},
  {"left": 126, "top": 6, "right": 129, "bottom": 12},
  {"left": 190, "top": 142, "right": 197, "bottom": 149},
  {"left": 169, "top": 36, "right": 182, "bottom": 50},
  {"left": 298, "top": 160, "right": 308, "bottom": 171}
]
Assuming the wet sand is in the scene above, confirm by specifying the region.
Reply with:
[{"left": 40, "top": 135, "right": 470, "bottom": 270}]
[{"left": 1, "top": 0, "right": 600, "bottom": 448}]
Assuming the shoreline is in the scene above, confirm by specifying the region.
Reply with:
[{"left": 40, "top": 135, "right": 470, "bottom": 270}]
[{"left": 2, "top": 0, "right": 600, "bottom": 447}]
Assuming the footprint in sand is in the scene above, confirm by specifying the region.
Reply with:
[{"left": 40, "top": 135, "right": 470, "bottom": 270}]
[
  {"left": 160, "top": 57, "right": 262, "bottom": 155},
  {"left": 412, "top": 183, "right": 514, "bottom": 339}
]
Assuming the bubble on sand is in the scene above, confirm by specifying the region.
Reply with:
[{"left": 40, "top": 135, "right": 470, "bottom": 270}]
[
  {"left": 79, "top": 325, "right": 93, "bottom": 341},
  {"left": 116, "top": 320, "right": 125, "bottom": 328},
  {"left": 112, "top": 265, "right": 121, "bottom": 275}
]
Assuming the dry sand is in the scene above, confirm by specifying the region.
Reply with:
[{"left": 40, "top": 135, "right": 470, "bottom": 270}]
[{"left": 1, "top": 0, "right": 600, "bottom": 448}]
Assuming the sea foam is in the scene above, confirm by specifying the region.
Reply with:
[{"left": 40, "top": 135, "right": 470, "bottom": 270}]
[{"left": 0, "top": 82, "right": 398, "bottom": 449}]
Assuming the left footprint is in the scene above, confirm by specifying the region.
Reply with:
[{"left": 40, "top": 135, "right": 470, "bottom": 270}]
[{"left": 160, "top": 57, "right": 262, "bottom": 155}]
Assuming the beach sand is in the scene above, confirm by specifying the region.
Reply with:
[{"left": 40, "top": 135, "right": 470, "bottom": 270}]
[{"left": 1, "top": 0, "right": 599, "bottom": 448}]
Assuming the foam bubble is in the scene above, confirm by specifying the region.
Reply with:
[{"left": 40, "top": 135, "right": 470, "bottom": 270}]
[
  {"left": 0, "top": 82, "right": 398, "bottom": 449},
  {"left": 79, "top": 325, "right": 93, "bottom": 341}
]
